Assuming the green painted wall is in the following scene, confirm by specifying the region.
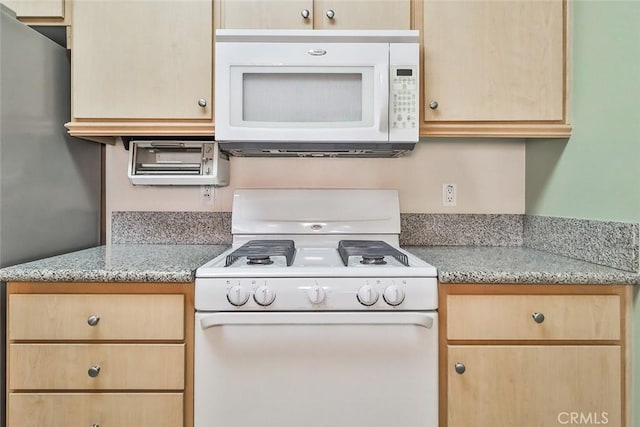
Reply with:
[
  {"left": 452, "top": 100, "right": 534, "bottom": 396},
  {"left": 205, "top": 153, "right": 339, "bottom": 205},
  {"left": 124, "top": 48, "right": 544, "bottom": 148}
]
[
  {"left": 525, "top": 0, "right": 640, "bottom": 223},
  {"left": 526, "top": 2, "right": 640, "bottom": 425}
]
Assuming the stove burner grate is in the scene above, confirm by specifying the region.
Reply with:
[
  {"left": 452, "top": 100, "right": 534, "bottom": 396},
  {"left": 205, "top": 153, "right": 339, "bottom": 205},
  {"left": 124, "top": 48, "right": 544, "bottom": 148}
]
[
  {"left": 338, "top": 240, "right": 409, "bottom": 267},
  {"left": 225, "top": 240, "right": 296, "bottom": 267}
]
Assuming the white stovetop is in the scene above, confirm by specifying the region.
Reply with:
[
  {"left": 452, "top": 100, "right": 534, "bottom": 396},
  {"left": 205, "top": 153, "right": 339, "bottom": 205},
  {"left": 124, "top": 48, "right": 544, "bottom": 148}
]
[{"left": 196, "top": 245, "right": 438, "bottom": 278}]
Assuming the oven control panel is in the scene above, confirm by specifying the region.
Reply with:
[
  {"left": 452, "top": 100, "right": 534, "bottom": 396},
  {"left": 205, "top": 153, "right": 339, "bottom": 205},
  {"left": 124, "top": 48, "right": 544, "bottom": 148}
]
[{"left": 195, "top": 277, "right": 438, "bottom": 311}]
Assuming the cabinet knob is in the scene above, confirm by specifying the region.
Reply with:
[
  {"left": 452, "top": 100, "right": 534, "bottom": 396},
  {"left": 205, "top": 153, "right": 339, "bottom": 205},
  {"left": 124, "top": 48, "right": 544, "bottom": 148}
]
[
  {"left": 197, "top": 98, "right": 207, "bottom": 108},
  {"left": 454, "top": 362, "right": 466, "bottom": 374},
  {"left": 429, "top": 101, "right": 439, "bottom": 110},
  {"left": 326, "top": 9, "right": 335, "bottom": 19},
  {"left": 301, "top": 9, "right": 310, "bottom": 19},
  {"left": 532, "top": 312, "right": 545, "bottom": 324},
  {"left": 87, "top": 315, "right": 100, "bottom": 326},
  {"left": 88, "top": 365, "right": 101, "bottom": 378}
]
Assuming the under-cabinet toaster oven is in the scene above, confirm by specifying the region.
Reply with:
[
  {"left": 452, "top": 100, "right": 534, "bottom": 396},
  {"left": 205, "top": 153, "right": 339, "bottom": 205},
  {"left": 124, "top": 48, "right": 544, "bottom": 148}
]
[{"left": 127, "top": 140, "right": 229, "bottom": 186}]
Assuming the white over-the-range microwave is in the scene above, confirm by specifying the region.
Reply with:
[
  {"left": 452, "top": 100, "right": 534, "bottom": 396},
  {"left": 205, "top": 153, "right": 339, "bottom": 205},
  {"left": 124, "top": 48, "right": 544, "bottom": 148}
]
[{"left": 215, "top": 30, "right": 419, "bottom": 157}]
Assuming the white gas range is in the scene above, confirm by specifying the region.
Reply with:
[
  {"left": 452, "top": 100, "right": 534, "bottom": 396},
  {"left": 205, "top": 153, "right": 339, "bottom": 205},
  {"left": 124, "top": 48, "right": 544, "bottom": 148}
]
[{"left": 194, "top": 189, "right": 438, "bottom": 427}]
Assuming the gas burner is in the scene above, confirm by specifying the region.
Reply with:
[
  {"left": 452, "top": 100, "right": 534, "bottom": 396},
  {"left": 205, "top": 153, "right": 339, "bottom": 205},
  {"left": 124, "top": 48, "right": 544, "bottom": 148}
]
[
  {"left": 338, "top": 240, "right": 409, "bottom": 267},
  {"left": 246, "top": 256, "right": 274, "bottom": 265},
  {"left": 225, "top": 240, "right": 296, "bottom": 267},
  {"left": 360, "top": 255, "right": 387, "bottom": 265}
]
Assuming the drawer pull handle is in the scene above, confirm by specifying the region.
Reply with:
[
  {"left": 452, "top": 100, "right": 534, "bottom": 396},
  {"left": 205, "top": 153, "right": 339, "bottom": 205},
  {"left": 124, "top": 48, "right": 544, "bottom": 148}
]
[
  {"left": 90, "top": 424, "right": 100, "bottom": 427},
  {"left": 454, "top": 362, "right": 466, "bottom": 374},
  {"left": 532, "top": 312, "right": 545, "bottom": 324},
  {"left": 87, "top": 315, "right": 100, "bottom": 326},
  {"left": 88, "top": 365, "right": 101, "bottom": 378}
]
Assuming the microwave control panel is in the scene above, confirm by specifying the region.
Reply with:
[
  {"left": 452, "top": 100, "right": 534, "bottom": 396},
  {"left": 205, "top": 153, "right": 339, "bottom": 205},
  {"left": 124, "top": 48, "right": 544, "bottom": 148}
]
[
  {"left": 389, "top": 42, "right": 419, "bottom": 142},
  {"left": 390, "top": 66, "right": 418, "bottom": 131}
]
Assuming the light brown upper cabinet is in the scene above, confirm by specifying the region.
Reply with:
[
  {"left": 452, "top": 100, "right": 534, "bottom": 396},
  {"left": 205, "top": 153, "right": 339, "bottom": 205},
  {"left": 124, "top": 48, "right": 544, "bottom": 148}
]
[
  {"left": 3, "top": 0, "right": 68, "bottom": 24},
  {"left": 419, "top": 0, "right": 570, "bottom": 137},
  {"left": 217, "top": 0, "right": 411, "bottom": 30},
  {"left": 65, "top": 0, "right": 570, "bottom": 140},
  {"left": 66, "top": 0, "right": 214, "bottom": 139}
]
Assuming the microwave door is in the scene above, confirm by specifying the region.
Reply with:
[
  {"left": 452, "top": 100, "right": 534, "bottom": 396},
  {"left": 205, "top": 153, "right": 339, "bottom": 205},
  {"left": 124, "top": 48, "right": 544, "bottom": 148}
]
[{"left": 215, "top": 42, "right": 389, "bottom": 143}]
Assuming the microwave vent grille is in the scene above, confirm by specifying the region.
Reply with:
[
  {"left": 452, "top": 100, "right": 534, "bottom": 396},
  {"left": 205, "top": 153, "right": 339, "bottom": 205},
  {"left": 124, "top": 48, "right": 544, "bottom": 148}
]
[{"left": 219, "top": 142, "right": 415, "bottom": 158}]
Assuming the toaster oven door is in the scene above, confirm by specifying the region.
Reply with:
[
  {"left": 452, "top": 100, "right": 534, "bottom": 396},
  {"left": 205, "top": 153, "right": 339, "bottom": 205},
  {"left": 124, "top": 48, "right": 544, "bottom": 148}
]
[{"left": 128, "top": 141, "right": 229, "bottom": 186}]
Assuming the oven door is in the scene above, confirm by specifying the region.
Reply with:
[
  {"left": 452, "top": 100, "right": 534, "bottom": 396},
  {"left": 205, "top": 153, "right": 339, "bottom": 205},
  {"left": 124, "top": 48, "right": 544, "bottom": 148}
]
[
  {"left": 194, "top": 312, "right": 438, "bottom": 427},
  {"left": 215, "top": 42, "right": 389, "bottom": 142}
]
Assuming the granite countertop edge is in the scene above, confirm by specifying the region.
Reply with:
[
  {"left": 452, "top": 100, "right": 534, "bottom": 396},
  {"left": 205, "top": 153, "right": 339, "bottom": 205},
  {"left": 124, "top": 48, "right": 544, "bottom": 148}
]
[
  {"left": 1, "top": 244, "right": 638, "bottom": 286},
  {"left": 405, "top": 246, "right": 640, "bottom": 285},
  {"left": 0, "top": 244, "right": 230, "bottom": 284}
]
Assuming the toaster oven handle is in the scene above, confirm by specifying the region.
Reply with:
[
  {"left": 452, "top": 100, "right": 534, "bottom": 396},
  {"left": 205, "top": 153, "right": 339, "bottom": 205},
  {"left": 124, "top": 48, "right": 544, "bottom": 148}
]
[
  {"left": 149, "top": 142, "right": 186, "bottom": 149},
  {"left": 199, "top": 312, "right": 434, "bottom": 330}
]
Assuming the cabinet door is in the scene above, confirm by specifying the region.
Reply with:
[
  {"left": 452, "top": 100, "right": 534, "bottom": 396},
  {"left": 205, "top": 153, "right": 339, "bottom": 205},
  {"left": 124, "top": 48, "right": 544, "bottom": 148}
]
[
  {"left": 219, "top": 0, "right": 313, "bottom": 29},
  {"left": 2, "top": 0, "right": 64, "bottom": 18},
  {"left": 314, "top": 0, "right": 410, "bottom": 29},
  {"left": 220, "top": 0, "right": 409, "bottom": 30},
  {"left": 423, "top": 0, "right": 564, "bottom": 122},
  {"left": 72, "top": 0, "right": 212, "bottom": 120},
  {"left": 448, "top": 345, "right": 621, "bottom": 427}
]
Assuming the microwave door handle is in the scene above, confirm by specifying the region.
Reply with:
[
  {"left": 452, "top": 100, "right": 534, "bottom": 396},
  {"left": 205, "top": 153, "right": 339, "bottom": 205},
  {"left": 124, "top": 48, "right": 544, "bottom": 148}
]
[
  {"left": 200, "top": 312, "right": 434, "bottom": 330},
  {"left": 377, "top": 65, "right": 389, "bottom": 132}
]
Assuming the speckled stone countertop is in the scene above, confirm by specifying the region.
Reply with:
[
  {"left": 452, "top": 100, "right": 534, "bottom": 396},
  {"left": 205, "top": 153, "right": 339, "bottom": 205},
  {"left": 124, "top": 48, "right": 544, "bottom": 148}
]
[
  {"left": 0, "top": 244, "right": 229, "bottom": 283},
  {"left": 1, "top": 244, "right": 637, "bottom": 285},
  {"left": 405, "top": 246, "right": 639, "bottom": 285}
]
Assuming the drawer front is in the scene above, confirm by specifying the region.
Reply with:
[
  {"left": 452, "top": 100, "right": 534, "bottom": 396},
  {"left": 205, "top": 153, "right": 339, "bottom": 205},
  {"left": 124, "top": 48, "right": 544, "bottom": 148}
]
[
  {"left": 447, "top": 294, "right": 620, "bottom": 340},
  {"left": 9, "top": 344, "right": 184, "bottom": 390},
  {"left": 9, "top": 294, "right": 184, "bottom": 340},
  {"left": 9, "top": 393, "right": 183, "bottom": 427}
]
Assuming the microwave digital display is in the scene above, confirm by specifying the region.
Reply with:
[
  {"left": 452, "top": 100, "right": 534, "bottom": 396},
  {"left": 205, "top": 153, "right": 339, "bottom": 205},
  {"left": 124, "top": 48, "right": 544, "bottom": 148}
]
[{"left": 396, "top": 69, "right": 413, "bottom": 76}]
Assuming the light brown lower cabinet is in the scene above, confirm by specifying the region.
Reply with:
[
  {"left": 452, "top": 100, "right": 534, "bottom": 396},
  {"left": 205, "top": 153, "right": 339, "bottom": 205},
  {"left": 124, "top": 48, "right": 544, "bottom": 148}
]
[
  {"left": 10, "top": 343, "right": 184, "bottom": 390},
  {"left": 448, "top": 345, "right": 620, "bottom": 426},
  {"left": 6, "top": 282, "right": 194, "bottom": 427},
  {"left": 441, "top": 284, "right": 630, "bottom": 427},
  {"left": 9, "top": 393, "right": 184, "bottom": 427}
]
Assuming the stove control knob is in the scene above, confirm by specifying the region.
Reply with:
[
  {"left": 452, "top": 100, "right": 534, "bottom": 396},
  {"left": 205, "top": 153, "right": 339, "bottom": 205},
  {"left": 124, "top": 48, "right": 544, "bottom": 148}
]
[
  {"left": 254, "top": 285, "right": 276, "bottom": 306},
  {"left": 307, "top": 285, "right": 326, "bottom": 305},
  {"left": 357, "top": 285, "right": 379, "bottom": 306},
  {"left": 383, "top": 285, "right": 405, "bottom": 306},
  {"left": 227, "top": 285, "right": 250, "bottom": 306}
]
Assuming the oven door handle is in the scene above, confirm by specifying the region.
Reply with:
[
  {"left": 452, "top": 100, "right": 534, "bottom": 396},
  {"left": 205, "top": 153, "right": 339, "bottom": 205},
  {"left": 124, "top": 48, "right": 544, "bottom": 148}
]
[{"left": 199, "top": 312, "right": 434, "bottom": 330}]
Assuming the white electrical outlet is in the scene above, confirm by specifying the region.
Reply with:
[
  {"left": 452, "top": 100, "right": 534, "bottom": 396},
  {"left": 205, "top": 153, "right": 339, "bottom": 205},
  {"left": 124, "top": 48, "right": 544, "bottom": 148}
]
[
  {"left": 201, "top": 185, "right": 214, "bottom": 205},
  {"left": 442, "top": 183, "right": 457, "bottom": 206}
]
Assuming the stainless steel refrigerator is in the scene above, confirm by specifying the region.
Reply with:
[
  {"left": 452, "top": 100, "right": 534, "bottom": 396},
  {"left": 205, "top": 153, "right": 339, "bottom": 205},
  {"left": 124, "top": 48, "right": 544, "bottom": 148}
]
[{"left": 0, "top": 5, "right": 102, "bottom": 424}]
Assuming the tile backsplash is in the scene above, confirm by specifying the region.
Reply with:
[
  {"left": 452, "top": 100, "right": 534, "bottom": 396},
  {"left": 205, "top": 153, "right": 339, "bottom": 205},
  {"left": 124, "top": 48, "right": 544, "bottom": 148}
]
[
  {"left": 523, "top": 215, "right": 639, "bottom": 273},
  {"left": 112, "top": 211, "right": 523, "bottom": 247},
  {"left": 112, "top": 211, "right": 231, "bottom": 245},
  {"left": 400, "top": 214, "right": 523, "bottom": 246}
]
